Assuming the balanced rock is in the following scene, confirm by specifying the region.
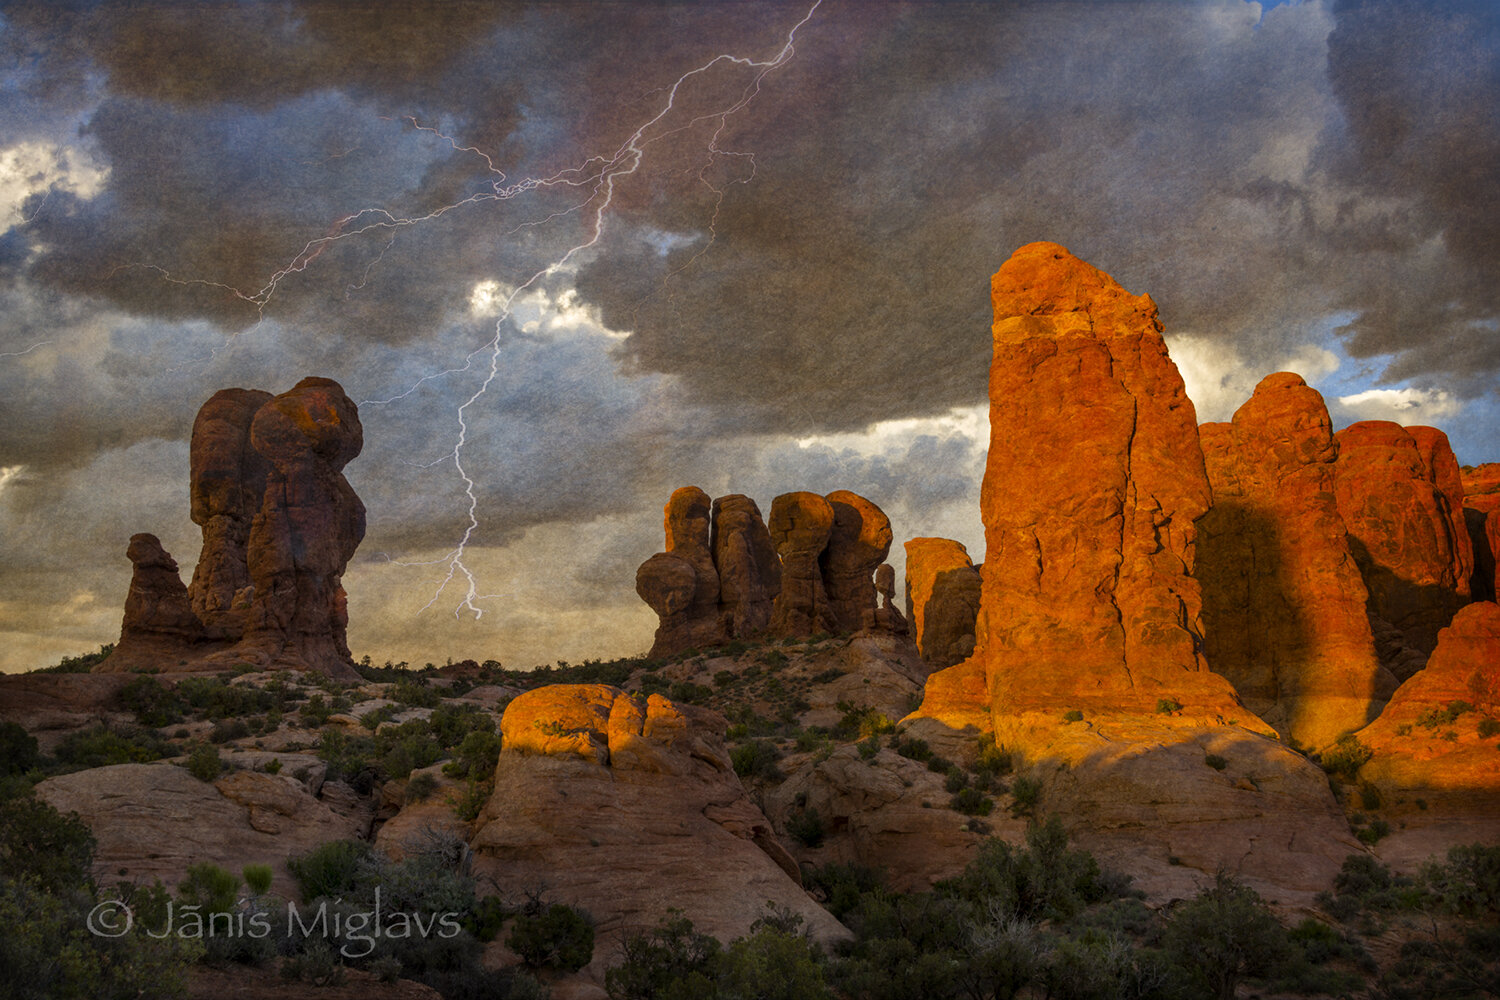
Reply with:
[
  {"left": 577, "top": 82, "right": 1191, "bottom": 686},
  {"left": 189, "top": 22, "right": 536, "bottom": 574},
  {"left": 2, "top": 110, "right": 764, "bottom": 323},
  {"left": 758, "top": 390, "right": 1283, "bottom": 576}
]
[
  {"left": 241, "top": 378, "right": 366, "bottom": 678},
  {"left": 872, "top": 563, "right": 908, "bottom": 634},
  {"left": 820, "top": 490, "right": 893, "bottom": 632},
  {"left": 952, "top": 241, "right": 1244, "bottom": 719},
  {"left": 187, "top": 388, "right": 273, "bottom": 639},
  {"left": 470, "top": 684, "right": 848, "bottom": 974},
  {"left": 903, "top": 537, "right": 982, "bottom": 671},
  {"left": 1333, "top": 421, "right": 1473, "bottom": 679},
  {"left": 1197, "top": 373, "right": 1394, "bottom": 747},
  {"left": 767, "top": 491, "right": 839, "bottom": 637}
]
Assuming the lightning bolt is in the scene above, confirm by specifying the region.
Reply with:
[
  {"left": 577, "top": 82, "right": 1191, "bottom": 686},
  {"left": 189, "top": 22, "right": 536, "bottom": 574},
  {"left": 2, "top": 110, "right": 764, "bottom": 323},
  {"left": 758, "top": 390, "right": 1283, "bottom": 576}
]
[
  {"left": 0, "top": 341, "right": 52, "bottom": 359},
  {"left": 131, "top": 1, "right": 822, "bottom": 620}
]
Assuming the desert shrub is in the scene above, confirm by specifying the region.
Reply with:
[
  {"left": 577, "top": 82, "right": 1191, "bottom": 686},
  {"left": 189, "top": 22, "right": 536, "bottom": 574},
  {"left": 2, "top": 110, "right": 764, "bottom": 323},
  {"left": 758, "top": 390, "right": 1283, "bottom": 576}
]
[
  {"left": 1062, "top": 709, "right": 1084, "bottom": 723},
  {"left": 787, "top": 808, "right": 826, "bottom": 848},
  {"left": 975, "top": 744, "right": 1013, "bottom": 777},
  {"left": 1204, "top": 754, "right": 1227, "bottom": 771},
  {"left": 0, "top": 791, "right": 95, "bottom": 895},
  {"left": 242, "top": 863, "right": 273, "bottom": 896},
  {"left": 719, "top": 926, "right": 834, "bottom": 1000},
  {"left": 1358, "top": 780, "right": 1383, "bottom": 810},
  {"left": 857, "top": 736, "right": 880, "bottom": 760},
  {"left": 803, "top": 862, "right": 887, "bottom": 921},
  {"left": 299, "top": 693, "right": 336, "bottom": 725},
  {"left": 34, "top": 644, "right": 114, "bottom": 673},
  {"left": 443, "top": 729, "right": 502, "bottom": 782},
  {"left": 667, "top": 681, "right": 713, "bottom": 705},
  {"left": 1417, "top": 699, "right": 1475, "bottom": 730},
  {"left": 178, "top": 862, "right": 240, "bottom": 913},
  {"left": 834, "top": 703, "right": 894, "bottom": 740},
  {"left": 893, "top": 736, "right": 931, "bottom": 762},
  {"left": 209, "top": 718, "right": 250, "bottom": 744},
  {"left": 0, "top": 723, "right": 38, "bottom": 777},
  {"left": 926, "top": 754, "right": 954, "bottom": 773},
  {"left": 1479, "top": 717, "right": 1500, "bottom": 739},
  {"left": 455, "top": 778, "right": 492, "bottom": 821},
  {"left": 287, "top": 838, "right": 374, "bottom": 902},
  {"left": 939, "top": 817, "right": 1111, "bottom": 923},
  {"left": 390, "top": 678, "right": 443, "bottom": 709},
  {"left": 605, "top": 910, "right": 724, "bottom": 1000},
  {"left": 1010, "top": 775, "right": 1042, "bottom": 816},
  {"left": 121, "top": 675, "right": 186, "bottom": 727},
  {"left": 1423, "top": 843, "right": 1500, "bottom": 916},
  {"left": 1356, "top": 818, "right": 1391, "bottom": 844},
  {"left": 184, "top": 743, "right": 224, "bottom": 782},
  {"left": 950, "top": 788, "right": 993, "bottom": 816},
  {"left": 1318, "top": 734, "right": 1373, "bottom": 781},
  {"left": 55, "top": 722, "right": 169, "bottom": 769},
  {"left": 1155, "top": 698, "right": 1182, "bottom": 714},
  {"left": 714, "top": 670, "right": 737, "bottom": 688},
  {"left": 731, "top": 739, "right": 782, "bottom": 781},
  {"left": 1162, "top": 872, "right": 1291, "bottom": 1000},
  {"left": 405, "top": 771, "right": 441, "bottom": 803},
  {"left": 510, "top": 902, "right": 595, "bottom": 972},
  {"left": 944, "top": 769, "right": 969, "bottom": 793},
  {"left": 175, "top": 676, "right": 279, "bottom": 719},
  {"left": 360, "top": 704, "right": 398, "bottom": 730}
]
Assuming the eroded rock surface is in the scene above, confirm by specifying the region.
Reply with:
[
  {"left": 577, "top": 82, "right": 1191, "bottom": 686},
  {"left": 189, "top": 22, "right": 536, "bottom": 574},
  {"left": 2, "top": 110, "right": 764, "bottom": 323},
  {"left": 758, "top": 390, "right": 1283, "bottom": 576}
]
[
  {"left": 821, "top": 490, "right": 893, "bottom": 633},
  {"left": 903, "top": 537, "right": 982, "bottom": 671},
  {"left": 470, "top": 684, "right": 848, "bottom": 980},
  {"left": 1334, "top": 421, "right": 1473, "bottom": 679},
  {"left": 1197, "top": 373, "right": 1393, "bottom": 747},
  {"left": 101, "top": 534, "right": 210, "bottom": 672},
  {"left": 711, "top": 493, "right": 781, "bottom": 639}
]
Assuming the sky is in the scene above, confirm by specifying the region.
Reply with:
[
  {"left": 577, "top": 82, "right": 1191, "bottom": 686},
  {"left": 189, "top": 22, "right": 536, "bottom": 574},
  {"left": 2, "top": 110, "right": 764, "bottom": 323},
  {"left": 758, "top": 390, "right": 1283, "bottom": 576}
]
[{"left": 1, "top": 0, "right": 1496, "bottom": 673}]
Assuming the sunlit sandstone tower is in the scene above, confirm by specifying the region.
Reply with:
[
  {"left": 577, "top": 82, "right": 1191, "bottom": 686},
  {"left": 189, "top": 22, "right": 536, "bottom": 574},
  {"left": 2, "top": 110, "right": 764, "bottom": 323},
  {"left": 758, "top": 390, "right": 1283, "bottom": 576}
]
[{"left": 918, "top": 241, "right": 1248, "bottom": 725}]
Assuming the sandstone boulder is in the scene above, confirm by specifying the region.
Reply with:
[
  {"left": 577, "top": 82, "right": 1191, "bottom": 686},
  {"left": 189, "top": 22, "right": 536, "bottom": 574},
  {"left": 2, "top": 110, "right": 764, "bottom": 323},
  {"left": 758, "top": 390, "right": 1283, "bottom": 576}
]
[
  {"left": 768, "top": 491, "right": 839, "bottom": 637},
  {"left": 187, "top": 388, "right": 273, "bottom": 640},
  {"left": 1196, "top": 373, "right": 1394, "bottom": 747},
  {"left": 470, "top": 684, "right": 848, "bottom": 978},
  {"left": 1333, "top": 421, "right": 1473, "bottom": 679},
  {"left": 820, "top": 490, "right": 893, "bottom": 633},
  {"left": 35, "top": 762, "right": 365, "bottom": 897},
  {"left": 903, "top": 537, "right": 982, "bottom": 671}
]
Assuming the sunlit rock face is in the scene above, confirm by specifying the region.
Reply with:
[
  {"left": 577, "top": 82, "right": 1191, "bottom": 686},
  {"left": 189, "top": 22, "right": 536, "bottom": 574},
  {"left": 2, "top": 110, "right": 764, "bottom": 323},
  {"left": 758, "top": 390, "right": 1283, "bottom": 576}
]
[
  {"left": 1333, "top": 421, "right": 1474, "bottom": 680},
  {"left": 470, "top": 684, "right": 849, "bottom": 968},
  {"left": 96, "top": 378, "right": 364, "bottom": 680},
  {"left": 969, "top": 241, "right": 1245, "bottom": 720},
  {"left": 1197, "top": 372, "right": 1395, "bottom": 748},
  {"left": 903, "top": 536, "right": 981, "bottom": 671},
  {"left": 636, "top": 486, "right": 904, "bottom": 657}
]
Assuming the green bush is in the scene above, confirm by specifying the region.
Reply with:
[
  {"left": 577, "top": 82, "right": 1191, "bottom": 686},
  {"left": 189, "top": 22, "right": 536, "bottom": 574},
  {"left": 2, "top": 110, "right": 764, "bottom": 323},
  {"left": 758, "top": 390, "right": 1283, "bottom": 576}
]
[
  {"left": 1162, "top": 872, "right": 1291, "bottom": 1000},
  {"left": 787, "top": 808, "right": 825, "bottom": 848},
  {"left": 731, "top": 739, "right": 782, "bottom": 781},
  {"left": 455, "top": 778, "right": 492, "bottom": 821},
  {"left": 242, "top": 863, "right": 273, "bottom": 896},
  {"left": 1156, "top": 698, "right": 1182, "bottom": 714},
  {"left": 1356, "top": 818, "right": 1391, "bottom": 844},
  {"left": 1062, "top": 709, "right": 1084, "bottom": 723},
  {"left": 0, "top": 792, "right": 96, "bottom": 895},
  {"left": 950, "top": 788, "right": 993, "bottom": 816},
  {"left": 1010, "top": 775, "right": 1042, "bottom": 816},
  {"left": 1479, "top": 717, "right": 1500, "bottom": 739},
  {"left": 405, "top": 771, "right": 440, "bottom": 803},
  {"left": 55, "top": 722, "right": 169, "bottom": 769},
  {"left": 184, "top": 743, "right": 224, "bottom": 782},
  {"left": 1204, "top": 754, "right": 1228, "bottom": 771},
  {"left": 606, "top": 910, "right": 723, "bottom": 1000},
  {"left": 509, "top": 902, "right": 595, "bottom": 972},
  {"left": 1423, "top": 843, "right": 1500, "bottom": 916},
  {"left": 975, "top": 743, "right": 1012, "bottom": 777},
  {"left": 390, "top": 678, "right": 442, "bottom": 708},
  {"left": 0, "top": 723, "right": 39, "bottom": 777},
  {"left": 287, "top": 839, "right": 373, "bottom": 901},
  {"left": 444, "top": 728, "right": 502, "bottom": 781},
  {"left": 939, "top": 817, "right": 1110, "bottom": 923},
  {"left": 178, "top": 862, "right": 240, "bottom": 914},
  {"left": 120, "top": 675, "right": 186, "bottom": 727},
  {"left": 34, "top": 644, "right": 114, "bottom": 673},
  {"left": 1318, "top": 734, "right": 1373, "bottom": 781},
  {"left": 208, "top": 718, "right": 250, "bottom": 744},
  {"left": 803, "top": 862, "right": 887, "bottom": 921}
]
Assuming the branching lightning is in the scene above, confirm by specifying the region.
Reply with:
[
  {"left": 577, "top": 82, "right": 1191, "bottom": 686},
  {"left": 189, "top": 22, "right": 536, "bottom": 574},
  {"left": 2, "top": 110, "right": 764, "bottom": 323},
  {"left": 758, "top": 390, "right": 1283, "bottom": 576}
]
[{"left": 131, "top": 1, "right": 822, "bottom": 620}]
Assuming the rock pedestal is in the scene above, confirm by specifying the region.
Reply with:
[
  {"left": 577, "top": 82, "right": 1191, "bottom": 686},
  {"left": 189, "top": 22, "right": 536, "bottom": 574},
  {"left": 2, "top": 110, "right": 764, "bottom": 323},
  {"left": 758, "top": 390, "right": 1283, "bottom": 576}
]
[{"left": 903, "top": 537, "right": 982, "bottom": 671}]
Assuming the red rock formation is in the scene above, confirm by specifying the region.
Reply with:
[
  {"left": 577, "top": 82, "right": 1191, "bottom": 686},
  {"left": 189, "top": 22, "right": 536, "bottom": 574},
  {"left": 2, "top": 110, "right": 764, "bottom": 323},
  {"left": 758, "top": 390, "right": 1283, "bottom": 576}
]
[
  {"left": 768, "top": 491, "right": 839, "bottom": 637},
  {"left": 187, "top": 388, "right": 273, "bottom": 639},
  {"left": 241, "top": 378, "right": 366, "bottom": 678},
  {"left": 872, "top": 563, "right": 908, "bottom": 634},
  {"left": 1461, "top": 463, "right": 1500, "bottom": 602},
  {"left": 95, "top": 534, "right": 211, "bottom": 673},
  {"left": 711, "top": 493, "right": 781, "bottom": 638},
  {"left": 968, "top": 241, "right": 1243, "bottom": 718},
  {"left": 1196, "top": 373, "right": 1394, "bottom": 747},
  {"left": 903, "top": 537, "right": 982, "bottom": 671},
  {"left": 1333, "top": 421, "right": 1473, "bottom": 679},
  {"left": 821, "top": 490, "right": 894, "bottom": 633}
]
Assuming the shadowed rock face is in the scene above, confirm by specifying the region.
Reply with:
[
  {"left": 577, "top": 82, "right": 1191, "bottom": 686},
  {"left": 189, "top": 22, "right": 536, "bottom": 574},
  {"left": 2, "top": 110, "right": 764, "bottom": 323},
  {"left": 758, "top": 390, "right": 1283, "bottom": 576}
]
[
  {"left": 1461, "top": 463, "right": 1500, "bottom": 602},
  {"left": 903, "top": 537, "right": 981, "bottom": 671},
  {"left": 969, "top": 241, "right": 1244, "bottom": 719},
  {"left": 712, "top": 493, "right": 781, "bottom": 639},
  {"left": 242, "top": 377, "right": 366, "bottom": 677},
  {"left": 821, "top": 490, "right": 894, "bottom": 633},
  {"left": 767, "top": 491, "right": 839, "bottom": 638},
  {"left": 1333, "top": 421, "right": 1473, "bottom": 680},
  {"left": 97, "top": 378, "right": 364, "bottom": 680},
  {"left": 1197, "top": 373, "right": 1395, "bottom": 748},
  {"left": 188, "top": 388, "right": 273, "bottom": 640}
]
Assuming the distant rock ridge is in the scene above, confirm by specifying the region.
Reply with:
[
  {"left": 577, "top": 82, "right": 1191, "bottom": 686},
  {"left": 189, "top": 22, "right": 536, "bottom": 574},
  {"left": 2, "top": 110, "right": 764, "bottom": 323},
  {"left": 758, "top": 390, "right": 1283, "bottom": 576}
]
[
  {"left": 1197, "top": 372, "right": 1396, "bottom": 747},
  {"left": 636, "top": 487, "right": 906, "bottom": 658},
  {"left": 96, "top": 377, "right": 364, "bottom": 680}
]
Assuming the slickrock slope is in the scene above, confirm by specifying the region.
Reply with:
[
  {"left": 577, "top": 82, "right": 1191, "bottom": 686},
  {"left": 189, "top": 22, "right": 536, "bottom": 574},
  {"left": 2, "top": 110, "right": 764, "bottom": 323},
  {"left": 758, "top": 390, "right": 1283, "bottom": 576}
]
[
  {"left": 1197, "top": 373, "right": 1394, "bottom": 747},
  {"left": 637, "top": 487, "right": 903, "bottom": 656},
  {"left": 1333, "top": 421, "right": 1473, "bottom": 679},
  {"left": 903, "top": 537, "right": 982, "bottom": 671},
  {"left": 36, "top": 762, "right": 366, "bottom": 896},
  {"left": 95, "top": 378, "right": 365, "bottom": 680},
  {"left": 470, "top": 684, "right": 849, "bottom": 973}
]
